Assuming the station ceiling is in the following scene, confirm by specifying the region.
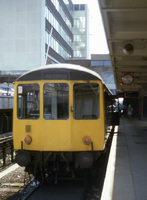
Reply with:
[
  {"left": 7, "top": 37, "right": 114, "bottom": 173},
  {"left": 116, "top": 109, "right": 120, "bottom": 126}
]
[{"left": 98, "top": 0, "right": 147, "bottom": 95}]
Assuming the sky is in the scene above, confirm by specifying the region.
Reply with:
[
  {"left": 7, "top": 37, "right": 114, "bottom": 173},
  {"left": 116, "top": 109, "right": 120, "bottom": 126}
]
[{"left": 72, "top": 0, "right": 109, "bottom": 54}]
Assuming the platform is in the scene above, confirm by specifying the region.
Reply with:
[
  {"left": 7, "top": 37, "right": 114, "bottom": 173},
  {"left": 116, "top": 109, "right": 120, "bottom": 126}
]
[{"left": 101, "top": 117, "right": 147, "bottom": 200}]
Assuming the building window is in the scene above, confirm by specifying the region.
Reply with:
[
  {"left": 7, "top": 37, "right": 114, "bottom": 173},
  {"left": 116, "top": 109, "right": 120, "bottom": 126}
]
[
  {"left": 80, "top": 4, "right": 85, "bottom": 10},
  {"left": 104, "top": 61, "right": 111, "bottom": 66},
  {"left": 74, "top": 4, "right": 85, "bottom": 11},
  {"left": 46, "top": 6, "right": 72, "bottom": 48},
  {"left": 91, "top": 60, "right": 111, "bottom": 67}
]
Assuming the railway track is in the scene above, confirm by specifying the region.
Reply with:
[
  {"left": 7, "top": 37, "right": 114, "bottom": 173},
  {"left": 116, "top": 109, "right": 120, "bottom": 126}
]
[
  {"left": 23, "top": 177, "right": 86, "bottom": 200},
  {"left": 0, "top": 127, "right": 114, "bottom": 200},
  {"left": 0, "top": 164, "right": 34, "bottom": 200},
  {"left": 11, "top": 130, "right": 113, "bottom": 200},
  {"left": 18, "top": 142, "right": 112, "bottom": 200},
  {"left": 0, "top": 132, "right": 14, "bottom": 168}
]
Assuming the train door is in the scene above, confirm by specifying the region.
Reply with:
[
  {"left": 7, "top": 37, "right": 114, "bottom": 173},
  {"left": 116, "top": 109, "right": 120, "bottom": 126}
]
[
  {"left": 71, "top": 82, "right": 105, "bottom": 151},
  {"left": 42, "top": 82, "right": 71, "bottom": 151}
]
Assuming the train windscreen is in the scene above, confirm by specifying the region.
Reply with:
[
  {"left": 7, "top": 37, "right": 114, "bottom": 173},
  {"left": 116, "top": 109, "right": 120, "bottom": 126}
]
[
  {"left": 17, "top": 84, "right": 40, "bottom": 119},
  {"left": 73, "top": 83, "right": 99, "bottom": 120},
  {"left": 43, "top": 83, "right": 69, "bottom": 120}
]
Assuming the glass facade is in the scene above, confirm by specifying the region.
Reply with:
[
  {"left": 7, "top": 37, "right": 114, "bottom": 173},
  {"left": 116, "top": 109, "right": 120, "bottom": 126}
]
[
  {"left": 63, "top": 0, "right": 73, "bottom": 14},
  {"left": 45, "top": 30, "right": 71, "bottom": 59},
  {"left": 73, "top": 4, "right": 89, "bottom": 58},
  {"left": 45, "top": 0, "right": 73, "bottom": 61},
  {"left": 45, "top": 1, "right": 89, "bottom": 61},
  {"left": 91, "top": 60, "right": 111, "bottom": 67}
]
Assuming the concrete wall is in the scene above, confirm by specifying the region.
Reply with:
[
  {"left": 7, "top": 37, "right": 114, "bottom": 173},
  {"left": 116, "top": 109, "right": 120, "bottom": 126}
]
[
  {"left": 0, "top": 97, "right": 13, "bottom": 109},
  {"left": 0, "top": 0, "right": 45, "bottom": 71}
]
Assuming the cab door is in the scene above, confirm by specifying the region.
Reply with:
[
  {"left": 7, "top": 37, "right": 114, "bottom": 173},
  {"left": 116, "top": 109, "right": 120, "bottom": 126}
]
[{"left": 71, "top": 81, "right": 105, "bottom": 151}]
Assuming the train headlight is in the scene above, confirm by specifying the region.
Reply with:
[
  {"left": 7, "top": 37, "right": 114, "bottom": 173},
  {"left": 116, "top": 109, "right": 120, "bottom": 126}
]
[
  {"left": 83, "top": 136, "right": 91, "bottom": 145},
  {"left": 24, "top": 135, "right": 32, "bottom": 144}
]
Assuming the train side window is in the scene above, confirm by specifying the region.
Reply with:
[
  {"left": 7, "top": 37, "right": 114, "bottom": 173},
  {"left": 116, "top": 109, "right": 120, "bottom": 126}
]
[
  {"left": 73, "top": 83, "right": 99, "bottom": 120},
  {"left": 17, "top": 84, "right": 40, "bottom": 119},
  {"left": 43, "top": 83, "right": 69, "bottom": 120}
]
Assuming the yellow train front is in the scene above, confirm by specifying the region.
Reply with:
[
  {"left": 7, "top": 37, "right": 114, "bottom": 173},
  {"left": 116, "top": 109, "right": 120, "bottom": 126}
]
[{"left": 13, "top": 64, "right": 114, "bottom": 180}]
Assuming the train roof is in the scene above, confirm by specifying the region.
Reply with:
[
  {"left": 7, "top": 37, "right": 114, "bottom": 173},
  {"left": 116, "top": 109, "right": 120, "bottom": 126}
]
[{"left": 16, "top": 64, "right": 103, "bottom": 82}]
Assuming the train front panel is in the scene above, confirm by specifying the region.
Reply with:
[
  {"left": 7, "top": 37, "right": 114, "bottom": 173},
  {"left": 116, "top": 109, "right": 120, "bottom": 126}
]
[{"left": 13, "top": 80, "right": 105, "bottom": 152}]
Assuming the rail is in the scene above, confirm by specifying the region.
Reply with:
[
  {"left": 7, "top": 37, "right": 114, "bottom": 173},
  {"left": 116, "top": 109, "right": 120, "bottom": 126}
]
[{"left": 0, "top": 132, "right": 14, "bottom": 167}]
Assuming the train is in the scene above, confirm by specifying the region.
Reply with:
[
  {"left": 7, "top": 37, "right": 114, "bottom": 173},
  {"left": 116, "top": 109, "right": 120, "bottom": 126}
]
[{"left": 13, "top": 63, "right": 118, "bottom": 181}]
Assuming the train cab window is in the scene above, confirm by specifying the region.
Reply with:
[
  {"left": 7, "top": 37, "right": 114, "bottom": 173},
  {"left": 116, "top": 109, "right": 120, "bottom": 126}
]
[
  {"left": 17, "top": 84, "right": 40, "bottom": 119},
  {"left": 73, "top": 83, "right": 99, "bottom": 120},
  {"left": 43, "top": 83, "right": 69, "bottom": 120}
]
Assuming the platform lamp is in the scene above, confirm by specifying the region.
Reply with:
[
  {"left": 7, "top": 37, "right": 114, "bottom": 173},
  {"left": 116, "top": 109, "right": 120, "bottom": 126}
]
[{"left": 123, "top": 43, "right": 134, "bottom": 55}]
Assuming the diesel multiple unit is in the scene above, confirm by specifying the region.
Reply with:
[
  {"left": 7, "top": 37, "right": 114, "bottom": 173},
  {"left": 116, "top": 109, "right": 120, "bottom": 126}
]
[{"left": 13, "top": 64, "right": 115, "bottom": 181}]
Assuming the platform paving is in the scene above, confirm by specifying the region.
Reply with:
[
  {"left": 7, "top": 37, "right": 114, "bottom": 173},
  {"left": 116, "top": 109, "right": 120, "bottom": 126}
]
[{"left": 101, "top": 117, "right": 147, "bottom": 200}]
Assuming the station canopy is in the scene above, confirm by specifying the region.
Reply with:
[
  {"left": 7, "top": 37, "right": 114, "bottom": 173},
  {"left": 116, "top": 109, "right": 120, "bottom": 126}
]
[{"left": 98, "top": 0, "right": 147, "bottom": 96}]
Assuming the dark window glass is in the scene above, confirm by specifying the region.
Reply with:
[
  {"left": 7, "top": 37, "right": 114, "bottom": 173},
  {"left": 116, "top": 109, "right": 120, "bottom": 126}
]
[
  {"left": 44, "top": 83, "right": 69, "bottom": 120},
  {"left": 74, "top": 5, "right": 79, "bottom": 10},
  {"left": 104, "top": 61, "right": 111, "bottom": 66},
  {"left": 73, "top": 83, "right": 99, "bottom": 119},
  {"left": 80, "top": 4, "right": 85, "bottom": 10}
]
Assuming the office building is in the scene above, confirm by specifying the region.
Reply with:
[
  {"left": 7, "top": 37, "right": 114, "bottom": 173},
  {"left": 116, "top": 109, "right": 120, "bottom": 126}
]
[
  {"left": 45, "top": 0, "right": 73, "bottom": 63},
  {"left": 0, "top": 0, "right": 74, "bottom": 82},
  {"left": 72, "top": 4, "right": 90, "bottom": 59}
]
